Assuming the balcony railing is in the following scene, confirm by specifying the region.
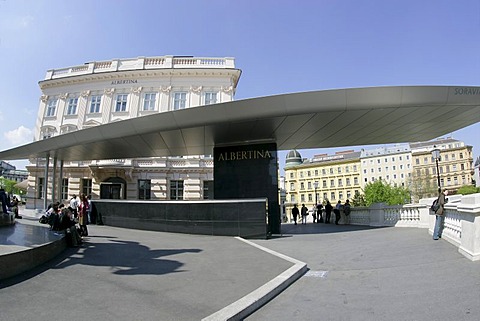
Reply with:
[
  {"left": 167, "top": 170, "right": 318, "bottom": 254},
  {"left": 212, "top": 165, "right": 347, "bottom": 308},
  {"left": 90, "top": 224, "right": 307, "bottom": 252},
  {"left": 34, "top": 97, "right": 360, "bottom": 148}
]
[{"left": 45, "top": 56, "right": 236, "bottom": 80}]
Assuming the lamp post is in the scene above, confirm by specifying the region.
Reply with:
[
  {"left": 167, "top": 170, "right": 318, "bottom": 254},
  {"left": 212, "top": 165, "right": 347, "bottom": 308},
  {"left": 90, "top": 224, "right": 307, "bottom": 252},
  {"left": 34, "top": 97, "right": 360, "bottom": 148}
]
[
  {"left": 431, "top": 147, "right": 441, "bottom": 188},
  {"left": 314, "top": 181, "right": 319, "bottom": 206}
]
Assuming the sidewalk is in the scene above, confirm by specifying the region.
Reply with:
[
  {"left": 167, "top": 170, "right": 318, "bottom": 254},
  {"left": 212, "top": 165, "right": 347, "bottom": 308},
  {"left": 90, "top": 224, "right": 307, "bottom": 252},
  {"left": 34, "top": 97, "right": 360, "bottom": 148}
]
[{"left": 1, "top": 212, "right": 479, "bottom": 320}]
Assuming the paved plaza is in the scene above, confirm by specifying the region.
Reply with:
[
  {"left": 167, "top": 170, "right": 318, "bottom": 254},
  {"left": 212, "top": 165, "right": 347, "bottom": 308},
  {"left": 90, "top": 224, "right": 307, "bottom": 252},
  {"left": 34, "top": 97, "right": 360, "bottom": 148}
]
[{"left": 1, "top": 210, "right": 479, "bottom": 321}]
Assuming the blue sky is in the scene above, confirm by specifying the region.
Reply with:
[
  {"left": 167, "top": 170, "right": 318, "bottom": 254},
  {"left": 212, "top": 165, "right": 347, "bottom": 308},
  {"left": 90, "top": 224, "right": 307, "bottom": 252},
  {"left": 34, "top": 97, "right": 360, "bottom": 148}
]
[{"left": 0, "top": 0, "right": 479, "bottom": 172}]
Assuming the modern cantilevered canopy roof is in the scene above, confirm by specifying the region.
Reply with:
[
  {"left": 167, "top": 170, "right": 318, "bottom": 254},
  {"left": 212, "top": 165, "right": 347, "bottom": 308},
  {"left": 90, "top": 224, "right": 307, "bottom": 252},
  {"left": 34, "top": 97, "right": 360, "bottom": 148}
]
[{"left": 1, "top": 85, "right": 480, "bottom": 162}]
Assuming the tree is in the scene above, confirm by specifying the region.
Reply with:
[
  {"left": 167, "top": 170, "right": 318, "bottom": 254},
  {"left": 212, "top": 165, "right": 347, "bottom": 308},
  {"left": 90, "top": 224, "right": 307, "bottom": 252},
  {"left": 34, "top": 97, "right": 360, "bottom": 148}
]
[
  {"left": 351, "top": 190, "right": 366, "bottom": 206},
  {"left": 363, "top": 180, "right": 411, "bottom": 206},
  {"left": 0, "top": 177, "right": 23, "bottom": 195}
]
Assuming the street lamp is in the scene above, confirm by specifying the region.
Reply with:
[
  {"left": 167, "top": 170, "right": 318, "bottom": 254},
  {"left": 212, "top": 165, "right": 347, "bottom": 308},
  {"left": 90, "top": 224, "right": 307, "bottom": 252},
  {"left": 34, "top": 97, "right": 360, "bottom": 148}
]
[
  {"left": 313, "top": 181, "right": 319, "bottom": 205},
  {"left": 431, "top": 147, "right": 441, "bottom": 188}
]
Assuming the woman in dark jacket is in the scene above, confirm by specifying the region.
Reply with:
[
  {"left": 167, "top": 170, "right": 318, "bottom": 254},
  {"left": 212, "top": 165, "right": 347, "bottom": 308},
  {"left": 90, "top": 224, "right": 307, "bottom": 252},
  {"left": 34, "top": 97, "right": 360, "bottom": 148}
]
[{"left": 433, "top": 188, "right": 448, "bottom": 240}]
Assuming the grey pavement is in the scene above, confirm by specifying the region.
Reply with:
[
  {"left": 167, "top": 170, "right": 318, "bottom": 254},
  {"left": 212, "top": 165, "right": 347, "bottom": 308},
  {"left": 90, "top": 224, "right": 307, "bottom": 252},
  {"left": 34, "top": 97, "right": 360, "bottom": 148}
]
[{"left": 1, "top": 209, "right": 480, "bottom": 321}]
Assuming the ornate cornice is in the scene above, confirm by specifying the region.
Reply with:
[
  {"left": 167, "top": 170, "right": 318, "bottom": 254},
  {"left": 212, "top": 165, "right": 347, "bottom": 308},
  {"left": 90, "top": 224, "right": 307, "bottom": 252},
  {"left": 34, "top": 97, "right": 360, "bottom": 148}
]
[
  {"left": 131, "top": 86, "right": 143, "bottom": 94},
  {"left": 81, "top": 90, "right": 91, "bottom": 97},
  {"left": 40, "top": 95, "right": 49, "bottom": 103}
]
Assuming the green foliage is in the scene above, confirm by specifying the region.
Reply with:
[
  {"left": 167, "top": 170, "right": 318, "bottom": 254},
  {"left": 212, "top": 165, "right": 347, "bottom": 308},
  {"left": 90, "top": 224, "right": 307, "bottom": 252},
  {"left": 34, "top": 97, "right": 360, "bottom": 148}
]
[
  {"left": 363, "top": 180, "right": 411, "bottom": 206},
  {"left": 351, "top": 190, "right": 366, "bottom": 207},
  {"left": 0, "top": 177, "right": 23, "bottom": 195},
  {"left": 457, "top": 185, "right": 480, "bottom": 195}
]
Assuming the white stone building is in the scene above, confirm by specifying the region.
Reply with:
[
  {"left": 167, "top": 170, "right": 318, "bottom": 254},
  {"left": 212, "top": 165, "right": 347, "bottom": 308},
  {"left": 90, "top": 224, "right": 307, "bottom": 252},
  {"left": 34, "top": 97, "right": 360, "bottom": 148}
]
[
  {"left": 26, "top": 56, "right": 241, "bottom": 208},
  {"left": 360, "top": 144, "right": 412, "bottom": 188}
]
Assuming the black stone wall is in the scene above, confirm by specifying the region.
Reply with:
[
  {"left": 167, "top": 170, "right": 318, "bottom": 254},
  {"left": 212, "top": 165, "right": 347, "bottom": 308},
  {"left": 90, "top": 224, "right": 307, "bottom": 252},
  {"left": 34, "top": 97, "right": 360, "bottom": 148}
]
[
  {"left": 93, "top": 199, "right": 268, "bottom": 239},
  {"left": 213, "top": 143, "right": 280, "bottom": 234}
]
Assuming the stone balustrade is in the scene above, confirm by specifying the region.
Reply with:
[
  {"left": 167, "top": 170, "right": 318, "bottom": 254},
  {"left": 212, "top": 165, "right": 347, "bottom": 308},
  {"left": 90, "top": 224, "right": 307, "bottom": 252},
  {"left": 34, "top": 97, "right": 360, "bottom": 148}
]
[
  {"left": 45, "top": 56, "right": 236, "bottom": 80},
  {"left": 348, "top": 193, "right": 480, "bottom": 261}
]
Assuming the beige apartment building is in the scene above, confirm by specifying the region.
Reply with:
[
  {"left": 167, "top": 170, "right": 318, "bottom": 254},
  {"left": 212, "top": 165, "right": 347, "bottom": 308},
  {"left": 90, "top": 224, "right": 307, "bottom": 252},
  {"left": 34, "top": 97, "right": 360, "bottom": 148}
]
[
  {"left": 284, "top": 150, "right": 362, "bottom": 220},
  {"left": 283, "top": 137, "right": 474, "bottom": 219},
  {"left": 410, "top": 138, "right": 474, "bottom": 200}
]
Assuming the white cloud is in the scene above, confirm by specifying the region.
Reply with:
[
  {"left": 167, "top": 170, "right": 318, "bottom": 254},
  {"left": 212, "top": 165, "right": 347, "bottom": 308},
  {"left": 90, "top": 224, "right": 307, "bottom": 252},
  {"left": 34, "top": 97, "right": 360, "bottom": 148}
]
[
  {"left": 0, "top": 110, "right": 3, "bottom": 121},
  {"left": 4, "top": 125, "right": 33, "bottom": 146}
]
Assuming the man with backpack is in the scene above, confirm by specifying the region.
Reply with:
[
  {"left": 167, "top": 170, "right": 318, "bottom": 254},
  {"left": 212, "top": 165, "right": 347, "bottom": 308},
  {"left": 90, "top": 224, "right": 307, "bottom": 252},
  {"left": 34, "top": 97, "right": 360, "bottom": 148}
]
[{"left": 344, "top": 199, "right": 351, "bottom": 225}]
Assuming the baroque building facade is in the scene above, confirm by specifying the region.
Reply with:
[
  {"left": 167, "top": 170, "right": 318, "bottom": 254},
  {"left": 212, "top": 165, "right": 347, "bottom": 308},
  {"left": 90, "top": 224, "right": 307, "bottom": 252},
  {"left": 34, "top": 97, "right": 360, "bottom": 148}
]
[{"left": 26, "top": 56, "right": 240, "bottom": 208}]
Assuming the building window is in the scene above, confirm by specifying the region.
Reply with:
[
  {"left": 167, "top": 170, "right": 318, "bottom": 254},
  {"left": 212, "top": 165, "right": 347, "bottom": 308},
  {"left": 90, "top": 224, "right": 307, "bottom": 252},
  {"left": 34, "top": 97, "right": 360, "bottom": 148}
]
[
  {"left": 46, "top": 99, "right": 57, "bottom": 117},
  {"left": 338, "top": 178, "right": 343, "bottom": 187},
  {"left": 170, "top": 180, "right": 184, "bottom": 200},
  {"left": 290, "top": 183, "right": 295, "bottom": 191},
  {"left": 90, "top": 95, "right": 102, "bottom": 113},
  {"left": 61, "top": 178, "right": 69, "bottom": 201},
  {"left": 115, "top": 94, "right": 128, "bottom": 112},
  {"left": 322, "top": 180, "right": 327, "bottom": 188},
  {"left": 460, "top": 153, "right": 464, "bottom": 159},
  {"left": 143, "top": 93, "right": 157, "bottom": 111},
  {"left": 347, "top": 191, "right": 351, "bottom": 199},
  {"left": 300, "top": 182, "right": 305, "bottom": 190},
  {"left": 354, "top": 177, "right": 358, "bottom": 185},
  {"left": 37, "top": 177, "right": 45, "bottom": 199},
  {"left": 339, "top": 192, "right": 343, "bottom": 200},
  {"left": 66, "top": 97, "right": 78, "bottom": 115},
  {"left": 138, "top": 179, "right": 151, "bottom": 200},
  {"left": 307, "top": 182, "right": 312, "bottom": 189},
  {"left": 173, "top": 92, "right": 187, "bottom": 110},
  {"left": 323, "top": 192, "right": 328, "bottom": 200},
  {"left": 203, "top": 180, "right": 213, "bottom": 199},
  {"left": 346, "top": 178, "right": 351, "bottom": 186},
  {"left": 204, "top": 92, "right": 218, "bottom": 105},
  {"left": 308, "top": 194, "right": 313, "bottom": 202},
  {"left": 290, "top": 195, "right": 296, "bottom": 203},
  {"left": 290, "top": 172, "right": 294, "bottom": 179},
  {"left": 301, "top": 194, "right": 305, "bottom": 202},
  {"left": 314, "top": 170, "right": 318, "bottom": 176},
  {"left": 331, "top": 192, "right": 335, "bottom": 200},
  {"left": 82, "top": 179, "right": 93, "bottom": 196},
  {"left": 330, "top": 179, "right": 334, "bottom": 187}
]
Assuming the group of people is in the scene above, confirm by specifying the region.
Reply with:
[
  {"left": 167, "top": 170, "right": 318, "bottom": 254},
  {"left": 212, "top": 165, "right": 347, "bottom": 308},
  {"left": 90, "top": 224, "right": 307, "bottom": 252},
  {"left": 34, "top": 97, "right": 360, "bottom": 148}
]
[
  {"left": 0, "top": 188, "right": 22, "bottom": 219},
  {"left": 40, "top": 193, "right": 92, "bottom": 247},
  {"left": 291, "top": 199, "right": 351, "bottom": 225}
]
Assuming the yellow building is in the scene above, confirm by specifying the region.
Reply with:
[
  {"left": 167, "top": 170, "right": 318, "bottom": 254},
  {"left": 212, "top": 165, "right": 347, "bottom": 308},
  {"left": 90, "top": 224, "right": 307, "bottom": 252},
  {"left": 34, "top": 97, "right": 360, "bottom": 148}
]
[
  {"left": 284, "top": 150, "right": 361, "bottom": 221},
  {"left": 410, "top": 138, "right": 474, "bottom": 199}
]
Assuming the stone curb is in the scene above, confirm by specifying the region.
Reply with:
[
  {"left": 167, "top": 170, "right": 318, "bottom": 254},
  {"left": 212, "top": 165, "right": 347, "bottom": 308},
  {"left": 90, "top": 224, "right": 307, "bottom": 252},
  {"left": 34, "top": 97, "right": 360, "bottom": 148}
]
[{"left": 202, "top": 237, "right": 308, "bottom": 321}]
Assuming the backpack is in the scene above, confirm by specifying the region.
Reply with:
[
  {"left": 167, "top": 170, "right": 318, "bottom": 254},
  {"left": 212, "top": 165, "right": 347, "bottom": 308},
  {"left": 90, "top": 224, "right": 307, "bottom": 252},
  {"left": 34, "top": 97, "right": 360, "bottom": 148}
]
[
  {"left": 430, "top": 199, "right": 440, "bottom": 213},
  {"left": 344, "top": 205, "right": 351, "bottom": 216}
]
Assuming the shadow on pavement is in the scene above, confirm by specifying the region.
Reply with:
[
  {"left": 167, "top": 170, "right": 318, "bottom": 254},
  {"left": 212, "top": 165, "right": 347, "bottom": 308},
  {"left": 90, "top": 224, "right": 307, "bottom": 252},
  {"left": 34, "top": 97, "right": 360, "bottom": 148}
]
[{"left": 52, "top": 239, "right": 202, "bottom": 276}]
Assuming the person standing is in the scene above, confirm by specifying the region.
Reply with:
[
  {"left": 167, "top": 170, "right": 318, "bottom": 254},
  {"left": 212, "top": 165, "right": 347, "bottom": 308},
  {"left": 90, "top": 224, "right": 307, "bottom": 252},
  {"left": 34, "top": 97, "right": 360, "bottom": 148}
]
[
  {"left": 324, "top": 201, "right": 333, "bottom": 224},
  {"left": 343, "top": 199, "right": 351, "bottom": 225},
  {"left": 69, "top": 195, "right": 79, "bottom": 219},
  {"left": 0, "top": 188, "right": 10, "bottom": 214},
  {"left": 433, "top": 189, "right": 448, "bottom": 240},
  {"left": 78, "top": 193, "right": 89, "bottom": 236},
  {"left": 301, "top": 204, "right": 308, "bottom": 224},
  {"left": 291, "top": 204, "right": 299, "bottom": 225},
  {"left": 334, "top": 200, "right": 343, "bottom": 225},
  {"left": 316, "top": 203, "right": 324, "bottom": 223}
]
